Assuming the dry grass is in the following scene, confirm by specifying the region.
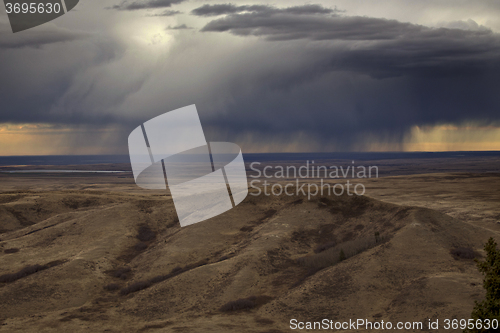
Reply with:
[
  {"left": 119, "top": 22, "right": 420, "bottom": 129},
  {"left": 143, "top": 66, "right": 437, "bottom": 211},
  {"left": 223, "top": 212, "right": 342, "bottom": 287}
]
[
  {"left": 297, "top": 235, "right": 381, "bottom": 269},
  {"left": 120, "top": 259, "right": 209, "bottom": 295},
  {"left": 293, "top": 233, "right": 388, "bottom": 286},
  {"left": 103, "top": 283, "right": 121, "bottom": 291}
]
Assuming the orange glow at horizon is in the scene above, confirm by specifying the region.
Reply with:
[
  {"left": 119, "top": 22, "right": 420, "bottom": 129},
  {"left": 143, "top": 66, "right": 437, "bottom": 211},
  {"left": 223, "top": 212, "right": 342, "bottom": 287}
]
[
  {"left": 0, "top": 122, "right": 499, "bottom": 156},
  {"left": 403, "top": 124, "right": 500, "bottom": 152},
  {"left": 0, "top": 123, "right": 125, "bottom": 156}
]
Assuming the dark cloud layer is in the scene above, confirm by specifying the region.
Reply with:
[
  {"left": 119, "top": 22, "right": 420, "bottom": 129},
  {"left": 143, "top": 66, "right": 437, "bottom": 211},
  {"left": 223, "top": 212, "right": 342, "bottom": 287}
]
[
  {"left": 191, "top": 4, "right": 335, "bottom": 17},
  {"left": 199, "top": 4, "right": 500, "bottom": 78},
  {"left": 191, "top": 4, "right": 500, "bottom": 148},
  {"left": 202, "top": 14, "right": 419, "bottom": 41},
  {"left": 111, "top": 0, "right": 184, "bottom": 11}
]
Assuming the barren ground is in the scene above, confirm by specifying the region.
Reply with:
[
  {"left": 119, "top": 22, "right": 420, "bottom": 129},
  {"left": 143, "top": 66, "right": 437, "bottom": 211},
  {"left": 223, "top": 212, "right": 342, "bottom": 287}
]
[{"left": 0, "top": 168, "right": 499, "bottom": 332}]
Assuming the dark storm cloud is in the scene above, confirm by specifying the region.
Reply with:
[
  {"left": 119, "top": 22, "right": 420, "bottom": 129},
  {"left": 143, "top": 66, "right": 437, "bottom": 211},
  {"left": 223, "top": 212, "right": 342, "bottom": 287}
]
[
  {"left": 201, "top": 4, "right": 466, "bottom": 41},
  {"left": 202, "top": 15, "right": 421, "bottom": 41},
  {"left": 199, "top": 59, "right": 500, "bottom": 151},
  {"left": 183, "top": 4, "right": 500, "bottom": 149},
  {"left": 334, "top": 28, "right": 500, "bottom": 78},
  {"left": 191, "top": 4, "right": 335, "bottom": 17},
  {"left": 201, "top": 14, "right": 420, "bottom": 41},
  {"left": 3, "top": 1, "right": 500, "bottom": 153},
  {"left": 111, "top": 0, "right": 185, "bottom": 11},
  {"left": 199, "top": 4, "right": 500, "bottom": 78},
  {"left": 0, "top": 23, "right": 86, "bottom": 49}
]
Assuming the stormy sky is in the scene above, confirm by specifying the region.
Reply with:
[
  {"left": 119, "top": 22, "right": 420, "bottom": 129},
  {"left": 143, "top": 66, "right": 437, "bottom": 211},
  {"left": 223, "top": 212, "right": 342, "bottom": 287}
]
[{"left": 1, "top": 0, "right": 500, "bottom": 155}]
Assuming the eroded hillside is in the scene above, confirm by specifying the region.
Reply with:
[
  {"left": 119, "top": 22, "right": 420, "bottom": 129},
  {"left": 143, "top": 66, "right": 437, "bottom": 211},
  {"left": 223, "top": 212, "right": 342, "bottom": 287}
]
[{"left": 0, "top": 189, "right": 494, "bottom": 332}]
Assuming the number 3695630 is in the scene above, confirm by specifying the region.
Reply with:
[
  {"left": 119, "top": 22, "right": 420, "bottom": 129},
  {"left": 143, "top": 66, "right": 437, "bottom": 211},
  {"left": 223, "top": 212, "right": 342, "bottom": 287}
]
[{"left": 5, "top": 2, "right": 62, "bottom": 14}]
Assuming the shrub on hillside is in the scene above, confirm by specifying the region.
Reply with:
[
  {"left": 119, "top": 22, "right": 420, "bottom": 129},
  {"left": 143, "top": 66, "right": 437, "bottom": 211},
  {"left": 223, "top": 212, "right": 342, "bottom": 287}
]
[
  {"left": 137, "top": 226, "right": 155, "bottom": 242},
  {"left": 119, "top": 260, "right": 209, "bottom": 295},
  {"left": 120, "top": 281, "right": 152, "bottom": 295},
  {"left": 339, "top": 249, "right": 346, "bottom": 262},
  {"left": 314, "top": 241, "right": 336, "bottom": 254},
  {"left": 450, "top": 247, "right": 476, "bottom": 260},
  {"left": 464, "top": 238, "right": 500, "bottom": 333},
  {"left": 113, "top": 267, "right": 131, "bottom": 280},
  {"left": 0, "top": 264, "right": 47, "bottom": 283},
  {"left": 134, "top": 242, "right": 148, "bottom": 252},
  {"left": 297, "top": 234, "right": 385, "bottom": 271},
  {"left": 293, "top": 233, "right": 389, "bottom": 287}
]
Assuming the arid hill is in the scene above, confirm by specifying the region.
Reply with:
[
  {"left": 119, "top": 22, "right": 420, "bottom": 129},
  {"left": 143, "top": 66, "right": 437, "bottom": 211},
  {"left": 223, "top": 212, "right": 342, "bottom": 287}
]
[{"left": 0, "top": 175, "right": 498, "bottom": 332}]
